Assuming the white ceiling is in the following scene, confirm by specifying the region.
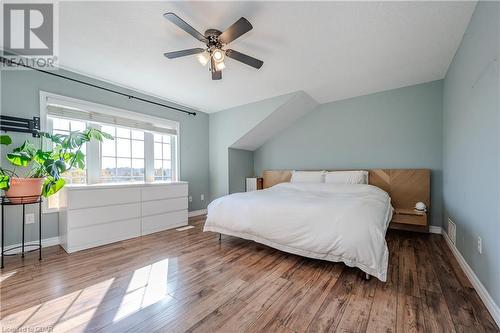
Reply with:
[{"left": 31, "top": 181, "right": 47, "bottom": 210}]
[{"left": 57, "top": 1, "right": 476, "bottom": 113}]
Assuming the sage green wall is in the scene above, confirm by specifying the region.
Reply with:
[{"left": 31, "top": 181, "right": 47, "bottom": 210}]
[
  {"left": 0, "top": 68, "right": 209, "bottom": 246},
  {"left": 254, "top": 80, "right": 444, "bottom": 227},
  {"left": 209, "top": 93, "right": 292, "bottom": 200},
  {"left": 228, "top": 148, "right": 254, "bottom": 194},
  {"left": 443, "top": 1, "right": 500, "bottom": 306}
]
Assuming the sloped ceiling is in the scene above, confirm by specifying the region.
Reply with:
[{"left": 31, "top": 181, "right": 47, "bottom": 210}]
[
  {"left": 54, "top": 1, "right": 476, "bottom": 113},
  {"left": 230, "top": 91, "right": 318, "bottom": 150}
]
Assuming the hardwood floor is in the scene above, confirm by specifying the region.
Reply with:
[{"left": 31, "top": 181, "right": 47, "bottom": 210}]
[{"left": 1, "top": 215, "right": 498, "bottom": 333}]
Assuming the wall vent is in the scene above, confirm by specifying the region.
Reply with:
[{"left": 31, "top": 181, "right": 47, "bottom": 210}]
[{"left": 448, "top": 218, "right": 457, "bottom": 245}]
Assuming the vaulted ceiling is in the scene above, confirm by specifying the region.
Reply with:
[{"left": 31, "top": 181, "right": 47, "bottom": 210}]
[{"left": 57, "top": 1, "right": 476, "bottom": 113}]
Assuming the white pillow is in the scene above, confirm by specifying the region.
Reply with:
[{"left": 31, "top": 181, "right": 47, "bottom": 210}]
[
  {"left": 290, "top": 170, "right": 326, "bottom": 183},
  {"left": 325, "top": 170, "right": 368, "bottom": 184}
]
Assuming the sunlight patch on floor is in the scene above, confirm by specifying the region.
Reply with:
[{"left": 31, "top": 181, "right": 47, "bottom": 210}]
[
  {"left": 113, "top": 258, "right": 172, "bottom": 322},
  {"left": 0, "top": 270, "right": 17, "bottom": 283},
  {"left": 1, "top": 278, "right": 115, "bottom": 332}
]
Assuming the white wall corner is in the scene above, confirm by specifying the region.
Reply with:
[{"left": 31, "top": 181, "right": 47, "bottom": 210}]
[{"left": 230, "top": 91, "right": 319, "bottom": 151}]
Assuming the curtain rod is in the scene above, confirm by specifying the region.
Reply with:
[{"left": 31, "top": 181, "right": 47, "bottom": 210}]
[{"left": 0, "top": 56, "right": 197, "bottom": 116}]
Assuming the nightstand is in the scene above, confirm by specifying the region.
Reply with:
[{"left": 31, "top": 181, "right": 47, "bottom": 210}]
[
  {"left": 391, "top": 208, "right": 427, "bottom": 226},
  {"left": 246, "top": 177, "right": 263, "bottom": 192}
]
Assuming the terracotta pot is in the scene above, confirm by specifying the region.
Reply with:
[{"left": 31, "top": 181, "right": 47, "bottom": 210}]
[{"left": 5, "top": 178, "right": 44, "bottom": 204}]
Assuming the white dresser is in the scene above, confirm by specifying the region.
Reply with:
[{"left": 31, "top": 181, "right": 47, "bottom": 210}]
[{"left": 58, "top": 182, "right": 188, "bottom": 253}]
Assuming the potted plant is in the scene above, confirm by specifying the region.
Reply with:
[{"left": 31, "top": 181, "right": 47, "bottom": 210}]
[{"left": 0, "top": 129, "right": 113, "bottom": 203}]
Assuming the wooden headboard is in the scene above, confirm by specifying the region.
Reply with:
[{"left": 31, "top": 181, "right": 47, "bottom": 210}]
[{"left": 262, "top": 169, "right": 430, "bottom": 210}]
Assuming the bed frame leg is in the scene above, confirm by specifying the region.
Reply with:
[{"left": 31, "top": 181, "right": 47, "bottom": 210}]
[{"left": 365, "top": 273, "right": 371, "bottom": 281}]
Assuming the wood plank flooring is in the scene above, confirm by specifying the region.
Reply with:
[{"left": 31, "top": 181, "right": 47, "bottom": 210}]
[{"left": 1, "top": 215, "right": 498, "bottom": 333}]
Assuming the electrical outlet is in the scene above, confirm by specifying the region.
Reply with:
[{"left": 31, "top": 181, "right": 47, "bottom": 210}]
[
  {"left": 477, "top": 236, "right": 483, "bottom": 254},
  {"left": 25, "top": 213, "right": 35, "bottom": 225},
  {"left": 201, "top": 194, "right": 204, "bottom": 201},
  {"left": 188, "top": 195, "right": 193, "bottom": 202}
]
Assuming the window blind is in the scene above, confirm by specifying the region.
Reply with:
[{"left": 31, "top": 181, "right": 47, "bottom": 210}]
[{"left": 47, "top": 105, "right": 177, "bottom": 135}]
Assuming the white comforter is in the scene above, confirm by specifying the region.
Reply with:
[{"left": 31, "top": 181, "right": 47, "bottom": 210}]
[{"left": 204, "top": 183, "right": 393, "bottom": 281}]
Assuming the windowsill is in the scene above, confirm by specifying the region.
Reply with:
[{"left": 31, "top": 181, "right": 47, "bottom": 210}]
[{"left": 64, "top": 180, "right": 188, "bottom": 191}]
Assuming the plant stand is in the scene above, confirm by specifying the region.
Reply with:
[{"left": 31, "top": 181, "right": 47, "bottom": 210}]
[{"left": 1, "top": 195, "right": 43, "bottom": 269}]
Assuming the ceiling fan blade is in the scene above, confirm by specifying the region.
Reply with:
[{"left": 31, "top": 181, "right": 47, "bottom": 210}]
[
  {"left": 211, "top": 57, "right": 222, "bottom": 80},
  {"left": 218, "top": 17, "right": 253, "bottom": 44},
  {"left": 163, "top": 12, "right": 208, "bottom": 43},
  {"left": 225, "top": 49, "right": 263, "bottom": 69},
  {"left": 164, "top": 48, "right": 205, "bottom": 59}
]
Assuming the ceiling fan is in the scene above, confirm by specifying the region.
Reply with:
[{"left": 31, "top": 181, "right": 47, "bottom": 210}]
[{"left": 163, "top": 12, "right": 264, "bottom": 80}]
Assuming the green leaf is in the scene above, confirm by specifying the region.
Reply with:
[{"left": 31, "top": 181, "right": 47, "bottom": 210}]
[
  {"left": 7, "top": 151, "right": 33, "bottom": 166},
  {"left": 39, "top": 132, "right": 65, "bottom": 145},
  {"left": 44, "top": 158, "right": 67, "bottom": 179},
  {"left": 101, "top": 131, "right": 114, "bottom": 140},
  {"left": 0, "top": 135, "right": 12, "bottom": 145},
  {"left": 63, "top": 132, "right": 89, "bottom": 150},
  {"left": 13, "top": 140, "right": 37, "bottom": 157},
  {"left": 34, "top": 150, "right": 52, "bottom": 165},
  {"left": 86, "top": 128, "right": 113, "bottom": 141},
  {"left": 71, "top": 150, "right": 86, "bottom": 169},
  {"left": 54, "top": 152, "right": 73, "bottom": 162},
  {"left": 42, "top": 177, "right": 65, "bottom": 197},
  {"left": 0, "top": 174, "right": 10, "bottom": 191}
]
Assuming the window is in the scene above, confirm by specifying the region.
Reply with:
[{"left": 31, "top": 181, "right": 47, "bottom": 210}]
[
  {"left": 101, "top": 125, "right": 145, "bottom": 182},
  {"left": 154, "top": 134, "right": 174, "bottom": 181},
  {"left": 48, "top": 116, "right": 87, "bottom": 184},
  {"left": 41, "top": 93, "right": 179, "bottom": 213},
  {"left": 42, "top": 92, "right": 179, "bottom": 189}
]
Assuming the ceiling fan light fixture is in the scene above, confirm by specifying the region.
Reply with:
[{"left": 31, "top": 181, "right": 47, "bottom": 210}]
[
  {"left": 215, "top": 61, "right": 226, "bottom": 71},
  {"left": 212, "top": 48, "right": 225, "bottom": 63},
  {"left": 197, "top": 52, "right": 210, "bottom": 66}
]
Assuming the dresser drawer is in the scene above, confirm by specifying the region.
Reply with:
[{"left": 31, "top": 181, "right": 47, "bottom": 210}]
[
  {"left": 141, "top": 184, "right": 188, "bottom": 201},
  {"left": 142, "top": 197, "right": 188, "bottom": 217},
  {"left": 67, "top": 203, "right": 141, "bottom": 229},
  {"left": 392, "top": 213, "right": 427, "bottom": 226},
  {"left": 66, "top": 218, "right": 141, "bottom": 252},
  {"left": 142, "top": 210, "right": 188, "bottom": 235},
  {"left": 68, "top": 187, "right": 141, "bottom": 209}
]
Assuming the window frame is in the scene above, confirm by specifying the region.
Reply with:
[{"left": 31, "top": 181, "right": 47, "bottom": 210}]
[
  {"left": 154, "top": 133, "right": 175, "bottom": 182},
  {"left": 39, "top": 91, "right": 181, "bottom": 213},
  {"left": 99, "top": 125, "right": 147, "bottom": 183}
]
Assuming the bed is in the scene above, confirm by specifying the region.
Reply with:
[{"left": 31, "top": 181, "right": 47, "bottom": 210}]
[{"left": 204, "top": 169, "right": 430, "bottom": 282}]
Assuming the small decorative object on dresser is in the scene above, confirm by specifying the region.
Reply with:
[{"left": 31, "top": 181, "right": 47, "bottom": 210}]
[{"left": 246, "top": 177, "right": 263, "bottom": 192}]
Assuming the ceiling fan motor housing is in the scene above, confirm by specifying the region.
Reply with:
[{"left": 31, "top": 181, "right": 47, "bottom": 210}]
[{"left": 205, "top": 29, "right": 223, "bottom": 49}]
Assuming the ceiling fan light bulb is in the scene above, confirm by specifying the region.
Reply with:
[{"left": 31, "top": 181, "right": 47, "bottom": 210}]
[
  {"left": 212, "top": 49, "right": 225, "bottom": 62},
  {"left": 215, "top": 61, "right": 226, "bottom": 71},
  {"left": 197, "top": 52, "right": 209, "bottom": 66}
]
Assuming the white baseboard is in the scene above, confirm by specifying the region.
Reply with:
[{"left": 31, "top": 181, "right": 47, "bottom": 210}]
[
  {"left": 3, "top": 236, "right": 60, "bottom": 254},
  {"left": 188, "top": 209, "right": 207, "bottom": 217},
  {"left": 428, "top": 226, "right": 442, "bottom": 234},
  {"left": 441, "top": 230, "right": 500, "bottom": 327}
]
